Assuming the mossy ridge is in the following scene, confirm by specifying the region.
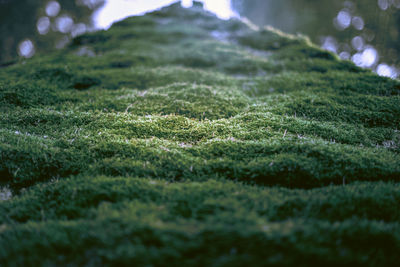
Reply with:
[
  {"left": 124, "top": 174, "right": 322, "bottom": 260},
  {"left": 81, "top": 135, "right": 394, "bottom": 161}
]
[
  {"left": 2, "top": 177, "right": 400, "bottom": 224},
  {"left": 1, "top": 107, "right": 399, "bottom": 188},
  {"left": 1, "top": 177, "right": 400, "bottom": 266},
  {"left": 1, "top": 216, "right": 400, "bottom": 266},
  {"left": 3, "top": 107, "right": 397, "bottom": 149}
]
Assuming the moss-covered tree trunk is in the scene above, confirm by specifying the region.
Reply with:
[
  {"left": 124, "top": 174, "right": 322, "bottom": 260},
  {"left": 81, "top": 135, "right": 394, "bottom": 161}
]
[{"left": 0, "top": 3, "right": 400, "bottom": 266}]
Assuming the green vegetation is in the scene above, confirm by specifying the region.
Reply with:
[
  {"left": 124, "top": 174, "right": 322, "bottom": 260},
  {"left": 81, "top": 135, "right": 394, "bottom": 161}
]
[{"left": 0, "top": 2, "right": 399, "bottom": 266}]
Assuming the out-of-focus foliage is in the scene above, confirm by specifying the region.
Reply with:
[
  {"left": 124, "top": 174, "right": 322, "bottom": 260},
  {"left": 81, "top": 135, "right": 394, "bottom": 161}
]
[
  {"left": 232, "top": 0, "right": 400, "bottom": 74},
  {"left": 0, "top": 0, "right": 104, "bottom": 64}
]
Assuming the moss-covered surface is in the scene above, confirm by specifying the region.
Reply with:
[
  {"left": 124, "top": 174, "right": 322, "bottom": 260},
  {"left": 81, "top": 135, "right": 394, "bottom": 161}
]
[{"left": 1, "top": 2, "right": 400, "bottom": 266}]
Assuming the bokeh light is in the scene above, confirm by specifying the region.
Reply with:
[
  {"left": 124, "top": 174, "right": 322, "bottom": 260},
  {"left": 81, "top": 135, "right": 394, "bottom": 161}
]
[
  {"left": 55, "top": 15, "right": 74, "bottom": 33},
  {"left": 378, "top": 0, "right": 390, "bottom": 10},
  {"left": 46, "top": 1, "right": 61, "bottom": 17},
  {"left": 18, "top": 39, "right": 35, "bottom": 58},
  {"left": 37, "top": 16, "right": 51, "bottom": 35},
  {"left": 352, "top": 16, "right": 364, "bottom": 30},
  {"left": 377, "top": 63, "right": 398, "bottom": 78},
  {"left": 321, "top": 36, "right": 338, "bottom": 53},
  {"left": 351, "top": 36, "right": 364, "bottom": 51},
  {"left": 334, "top": 10, "right": 352, "bottom": 30},
  {"left": 352, "top": 46, "right": 378, "bottom": 68},
  {"left": 71, "top": 23, "right": 87, "bottom": 37}
]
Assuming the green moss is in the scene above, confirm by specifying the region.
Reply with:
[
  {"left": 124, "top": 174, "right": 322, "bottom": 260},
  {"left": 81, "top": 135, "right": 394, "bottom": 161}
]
[
  {"left": 1, "top": 108, "right": 398, "bottom": 188},
  {"left": 280, "top": 92, "right": 400, "bottom": 127},
  {"left": 2, "top": 217, "right": 400, "bottom": 266},
  {"left": 2, "top": 177, "right": 400, "bottom": 265},
  {"left": 115, "top": 83, "right": 250, "bottom": 119},
  {"left": 87, "top": 66, "right": 238, "bottom": 90},
  {"left": 2, "top": 177, "right": 400, "bottom": 224},
  {"left": 0, "top": 81, "right": 60, "bottom": 108},
  {"left": 1, "top": 2, "right": 400, "bottom": 265}
]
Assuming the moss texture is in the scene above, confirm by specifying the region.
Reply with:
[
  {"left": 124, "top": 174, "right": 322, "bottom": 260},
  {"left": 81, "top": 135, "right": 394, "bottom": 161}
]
[{"left": 0, "top": 2, "right": 400, "bottom": 266}]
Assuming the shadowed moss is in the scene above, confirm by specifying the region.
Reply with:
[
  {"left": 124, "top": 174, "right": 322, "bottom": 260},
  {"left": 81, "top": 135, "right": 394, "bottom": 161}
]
[
  {"left": 0, "top": 81, "right": 60, "bottom": 108},
  {"left": 2, "top": 177, "right": 400, "bottom": 224},
  {"left": 1, "top": 177, "right": 400, "bottom": 266},
  {"left": 2, "top": 217, "right": 400, "bottom": 266}
]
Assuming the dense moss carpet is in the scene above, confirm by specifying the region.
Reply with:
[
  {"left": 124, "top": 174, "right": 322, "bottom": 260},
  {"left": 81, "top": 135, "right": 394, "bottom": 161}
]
[{"left": 1, "top": 2, "right": 400, "bottom": 266}]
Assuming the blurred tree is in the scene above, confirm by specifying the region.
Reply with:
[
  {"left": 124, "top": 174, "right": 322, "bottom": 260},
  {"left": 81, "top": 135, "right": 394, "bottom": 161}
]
[{"left": 0, "top": 0, "right": 104, "bottom": 64}]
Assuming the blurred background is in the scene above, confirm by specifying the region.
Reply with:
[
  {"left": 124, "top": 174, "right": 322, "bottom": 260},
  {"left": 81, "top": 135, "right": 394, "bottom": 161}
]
[
  {"left": 0, "top": 0, "right": 104, "bottom": 63},
  {"left": 1, "top": 0, "right": 399, "bottom": 78}
]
